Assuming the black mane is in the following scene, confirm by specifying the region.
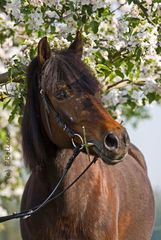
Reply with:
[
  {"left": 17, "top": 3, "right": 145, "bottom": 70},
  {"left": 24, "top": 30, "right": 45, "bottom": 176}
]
[
  {"left": 22, "top": 50, "right": 100, "bottom": 170},
  {"left": 22, "top": 57, "right": 56, "bottom": 170}
]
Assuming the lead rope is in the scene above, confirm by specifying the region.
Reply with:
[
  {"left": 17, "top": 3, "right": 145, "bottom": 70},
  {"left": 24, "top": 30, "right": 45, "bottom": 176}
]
[
  {"left": 0, "top": 146, "right": 97, "bottom": 223},
  {"left": 45, "top": 155, "right": 98, "bottom": 206},
  {"left": 0, "top": 145, "right": 81, "bottom": 223},
  {"left": 22, "top": 144, "right": 82, "bottom": 219}
]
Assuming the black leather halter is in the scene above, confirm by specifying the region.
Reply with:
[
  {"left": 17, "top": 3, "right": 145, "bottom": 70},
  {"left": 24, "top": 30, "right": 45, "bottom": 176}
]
[
  {"left": 0, "top": 90, "right": 97, "bottom": 223},
  {"left": 40, "top": 89, "right": 84, "bottom": 147}
]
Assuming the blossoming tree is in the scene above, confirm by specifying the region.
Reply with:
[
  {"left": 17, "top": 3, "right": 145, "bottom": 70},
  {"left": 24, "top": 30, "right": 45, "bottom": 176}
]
[{"left": 0, "top": 0, "right": 161, "bottom": 234}]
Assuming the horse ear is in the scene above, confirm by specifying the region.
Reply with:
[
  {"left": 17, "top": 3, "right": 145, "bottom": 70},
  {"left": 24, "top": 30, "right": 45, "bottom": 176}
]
[
  {"left": 38, "top": 37, "right": 51, "bottom": 65},
  {"left": 68, "top": 31, "right": 83, "bottom": 59}
]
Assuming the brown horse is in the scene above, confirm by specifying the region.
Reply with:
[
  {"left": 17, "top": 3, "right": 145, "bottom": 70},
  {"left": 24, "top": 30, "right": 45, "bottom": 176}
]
[{"left": 20, "top": 32, "right": 154, "bottom": 240}]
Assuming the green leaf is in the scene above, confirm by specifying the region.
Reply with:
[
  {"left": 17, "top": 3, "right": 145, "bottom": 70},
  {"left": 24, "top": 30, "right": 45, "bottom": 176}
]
[
  {"left": 135, "top": 47, "right": 142, "bottom": 61},
  {"left": 67, "top": 33, "right": 73, "bottom": 42},
  {"left": 126, "top": 17, "right": 140, "bottom": 28},
  {"left": 97, "top": 8, "right": 104, "bottom": 17},
  {"left": 81, "top": 14, "right": 87, "bottom": 23},
  {"left": 136, "top": 67, "right": 140, "bottom": 79},
  {"left": 3, "top": 98, "right": 12, "bottom": 109},
  {"left": 115, "top": 70, "right": 124, "bottom": 79},
  {"left": 126, "top": 61, "right": 134, "bottom": 75},
  {"left": 147, "top": 92, "right": 160, "bottom": 104},
  {"left": 68, "top": 2, "right": 74, "bottom": 11},
  {"left": 8, "top": 105, "right": 18, "bottom": 123},
  {"left": 0, "top": 0, "right": 6, "bottom": 9},
  {"left": 108, "top": 72, "right": 116, "bottom": 81},
  {"left": 86, "top": 4, "right": 93, "bottom": 15},
  {"left": 127, "top": 0, "right": 133, "bottom": 3},
  {"left": 93, "top": 51, "right": 105, "bottom": 62},
  {"left": 96, "top": 64, "right": 110, "bottom": 71},
  {"left": 73, "top": 14, "right": 78, "bottom": 21},
  {"left": 50, "top": 24, "right": 56, "bottom": 33},
  {"left": 91, "top": 21, "right": 99, "bottom": 34}
]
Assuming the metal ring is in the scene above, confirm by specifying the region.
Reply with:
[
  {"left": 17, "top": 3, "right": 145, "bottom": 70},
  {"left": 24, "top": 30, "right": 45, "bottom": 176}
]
[{"left": 71, "top": 133, "right": 84, "bottom": 150}]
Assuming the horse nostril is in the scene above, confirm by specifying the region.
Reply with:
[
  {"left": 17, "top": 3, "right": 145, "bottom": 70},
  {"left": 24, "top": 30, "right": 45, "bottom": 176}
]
[{"left": 104, "top": 133, "right": 119, "bottom": 151}]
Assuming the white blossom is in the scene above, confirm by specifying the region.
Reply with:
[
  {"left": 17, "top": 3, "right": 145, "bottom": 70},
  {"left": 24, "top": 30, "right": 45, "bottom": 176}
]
[
  {"left": 46, "top": 10, "right": 59, "bottom": 19},
  {"left": 131, "top": 90, "right": 144, "bottom": 106},
  {"left": 121, "top": 2, "right": 132, "bottom": 13},
  {"left": 5, "top": 0, "right": 23, "bottom": 20},
  {"left": 43, "top": 0, "right": 62, "bottom": 9},
  {"left": 92, "top": 0, "right": 110, "bottom": 11},
  {"left": 55, "top": 22, "right": 67, "bottom": 33},
  {"left": 28, "top": 9, "right": 44, "bottom": 30},
  {"left": 14, "top": 186, "right": 23, "bottom": 196},
  {"left": 115, "top": 107, "right": 125, "bottom": 123},
  {"left": 0, "top": 186, "right": 12, "bottom": 198},
  {"left": 143, "top": 78, "right": 160, "bottom": 94},
  {"left": 79, "top": 0, "right": 91, "bottom": 5},
  {"left": 102, "top": 89, "right": 123, "bottom": 106},
  {"left": 28, "top": 0, "right": 44, "bottom": 6}
]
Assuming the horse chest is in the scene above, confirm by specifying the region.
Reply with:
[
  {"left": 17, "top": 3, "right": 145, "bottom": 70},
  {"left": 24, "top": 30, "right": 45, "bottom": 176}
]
[
  {"left": 45, "top": 187, "right": 119, "bottom": 240},
  {"left": 48, "top": 213, "right": 118, "bottom": 240},
  {"left": 21, "top": 154, "right": 154, "bottom": 240}
]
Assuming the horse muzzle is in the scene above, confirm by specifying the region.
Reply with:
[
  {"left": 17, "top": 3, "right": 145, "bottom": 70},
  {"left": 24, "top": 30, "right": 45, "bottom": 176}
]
[{"left": 91, "top": 129, "right": 130, "bottom": 165}]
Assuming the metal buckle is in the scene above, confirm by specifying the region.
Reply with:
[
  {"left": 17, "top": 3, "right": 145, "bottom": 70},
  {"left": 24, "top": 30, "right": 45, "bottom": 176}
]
[{"left": 71, "top": 133, "right": 84, "bottom": 150}]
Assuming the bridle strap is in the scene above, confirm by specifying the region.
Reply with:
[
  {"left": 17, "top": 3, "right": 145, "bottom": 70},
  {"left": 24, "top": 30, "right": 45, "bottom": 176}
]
[{"left": 40, "top": 89, "right": 76, "bottom": 140}]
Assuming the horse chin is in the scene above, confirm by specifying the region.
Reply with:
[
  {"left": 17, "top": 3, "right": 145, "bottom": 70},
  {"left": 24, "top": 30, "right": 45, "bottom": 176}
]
[{"left": 92, "top": 145, "right": 125, "bottom": 165}]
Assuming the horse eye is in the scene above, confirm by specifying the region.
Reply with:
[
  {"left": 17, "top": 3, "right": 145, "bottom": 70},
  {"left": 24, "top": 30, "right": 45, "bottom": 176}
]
[{"left": 55, "top": 90, "right": 68, "bottom": 100}]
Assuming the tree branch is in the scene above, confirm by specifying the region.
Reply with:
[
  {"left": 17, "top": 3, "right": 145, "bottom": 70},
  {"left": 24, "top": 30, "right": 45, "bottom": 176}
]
[
  {"left": 105, "top": 79, "right": 130, "bottom": 92},
  {"left": 105, "top": 79, "right": 145, "bottom": 92}
]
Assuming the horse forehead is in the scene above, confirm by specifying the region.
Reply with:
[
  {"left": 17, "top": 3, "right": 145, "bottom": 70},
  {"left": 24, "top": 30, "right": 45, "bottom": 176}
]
[
  {"left": 42, "top": 59, "right": 79, "bottom": 86},
  {"left": 41, "top": 53, "right": 99, "bottom": 96}
]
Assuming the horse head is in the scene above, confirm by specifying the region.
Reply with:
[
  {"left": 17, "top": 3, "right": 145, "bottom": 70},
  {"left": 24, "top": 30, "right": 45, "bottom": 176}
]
[{"left": 37, "top": 31, "right": 130, "bottom": 165}]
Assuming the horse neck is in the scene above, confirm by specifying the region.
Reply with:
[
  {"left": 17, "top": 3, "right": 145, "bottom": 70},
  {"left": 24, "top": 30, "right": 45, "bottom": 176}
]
[{"left": 44, "top": 149, "right": 104, "bottom": 214}]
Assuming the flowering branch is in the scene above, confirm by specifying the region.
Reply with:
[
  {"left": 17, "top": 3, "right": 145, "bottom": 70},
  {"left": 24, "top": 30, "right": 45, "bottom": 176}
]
[
  {"left": 106, "top": 79, "right": 146, "bottom": 92},
  {"left": 133, "top": 0, "right": 154, "bottom": 25},
  {"left": 106, "top": 79, "right": 130, "bottom": 92},
  {"left": 0, "top": 71, "right": 23, "bottom": 85}
]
